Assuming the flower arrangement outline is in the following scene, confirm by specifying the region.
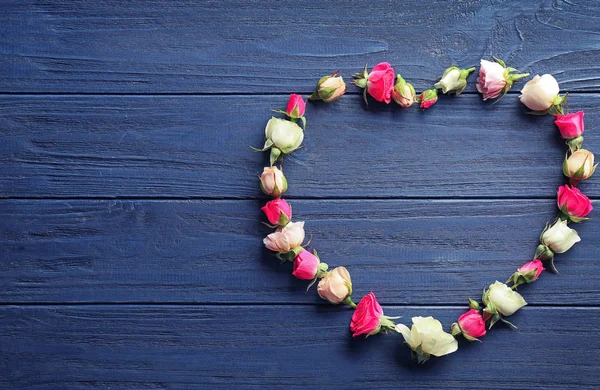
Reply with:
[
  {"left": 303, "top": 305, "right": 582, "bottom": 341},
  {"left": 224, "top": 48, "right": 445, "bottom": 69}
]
[{"left": 254, "top": 59, "right": 596, "bottom": 363}]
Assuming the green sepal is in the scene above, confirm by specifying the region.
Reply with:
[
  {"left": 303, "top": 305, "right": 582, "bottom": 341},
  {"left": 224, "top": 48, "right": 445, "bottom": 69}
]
[
  {"left": 488, "top": 313, "right": 501, "bottom": 329},
  {"left": 468, "top": 298, "right": 480, "bottom": 310},
  {"left": 269, "top": 147, "right": 282, "bottom": 166},
  {"left": 566, "top": 136, "right": 584, "bottom": 153},
  {"left": 493, "top": 56, "right": 506, "bottom": 68},
  {"left": 534, "top": 244, "right": 554, "bottom": 262},
  {"left": 308, "top": 91, "right": 321, "bottom": 101},
  {"left": 411, "top": 345, "right": 431, "bottom": 364},
  {"left": 342, "top": 296, "right": 356, "bottom": 309},
  {"left": 318, "top": 87, "right": 337, "bottom": 101},
  {"left": 451, "top": 322, "right": 462, "bottom": 337},
  {"left": 300, "top": 116, "right": 306, "bottom": 130},
  {"left": 250, "top": 138, "right": 274, "bottom": 153},
  {"left": 500, "top": 317, "right": 517, "bottom": 329}
]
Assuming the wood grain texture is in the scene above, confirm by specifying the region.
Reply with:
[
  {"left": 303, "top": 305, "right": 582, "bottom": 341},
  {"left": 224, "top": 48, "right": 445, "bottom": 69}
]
[
  {"left": 1, "top": 305, "right": 599, "bottom": 389},
  {"left": 2, "top": 199, "right": 598, "bottom": 304},
  {"left": 1, "top": 0, "right": 600, "bottom": 93},
  {"left": 1, "top": 94, "right": 599, "bottom": 199}
]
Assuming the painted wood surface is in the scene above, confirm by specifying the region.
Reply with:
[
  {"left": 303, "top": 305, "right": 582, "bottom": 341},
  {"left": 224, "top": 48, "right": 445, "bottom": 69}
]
[
  {"left": 1, "top": 1, "right": 600, "bottom": 93},
  {"left": 1, "top": 305, "right": 599, "bottom": 389},
  {"left": 2, "top": 94, "right": 599, "bottom": 199},
  {"left": 1, "top": 199, "right": 598, "bottom": 304},
  {"left": 2, "top": 0, "right": 600, "bottom": 388}
]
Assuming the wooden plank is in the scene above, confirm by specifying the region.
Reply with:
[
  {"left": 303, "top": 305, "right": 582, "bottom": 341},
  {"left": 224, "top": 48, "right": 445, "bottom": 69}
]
[
  {"left": 1, "top": 199, "right": 598, "bottom": 304},
  {"left": 1, "top": 94, "right": 599, "bottom": 199},
  {"left": 1, "top": 0, "right": 600, "bottom": 93},
  {"left": 1, "top": 305, "right": 598, "bottom": 388}
]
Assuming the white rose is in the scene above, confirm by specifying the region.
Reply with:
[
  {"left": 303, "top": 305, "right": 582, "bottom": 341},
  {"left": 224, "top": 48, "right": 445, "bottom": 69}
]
[
  {"left": 519, "top": 74, "right": 559, "bottom": 111},
  {"left": 542, "top": 219, "right": 581, "bottom": 253},
  {"left": 435, "top": 68, "right": 463, "bottom": 94},
  {"left": 282, "top": 221, "right": 305, "bottom": 248},
  {"left": 486, "top": 281, "right": 527, "bottom": 316},
  {"left": 395, "top": 316, "right": 458, "bottom": 358},
  {"left": 264, "top": 117, "right": 304, "bottom": 154}
]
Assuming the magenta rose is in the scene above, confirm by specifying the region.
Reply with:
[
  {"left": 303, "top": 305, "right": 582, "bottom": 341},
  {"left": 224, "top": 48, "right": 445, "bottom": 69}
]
[
  {"left": 261, "top": 198, "right": 292, "bottom": 226},
  {"left": 350, "top": 292, "right": 384, "bottom": 337},
  {"left": 518, "top": 260, "right": 545, "bottom": 281},
  {"left": 457, "top": 309, "right": 486, "bottom": 338},
  {"left": 285, "top": 94, "right": 305, "bottom": 119},
  {"left": 476, "top": 59, "right": 506, "bottom": 101},
  {"left": 292, "top": 249, "right": 320, "bottom": 280},
  {"left": 557, "top": 184, "right": 593, "bottom": 220},
  {"left": 554, "top": 111, "right": 584, "bottom": 139},
  {"left": 367, "top": 63, "right": 395, "bottom": 103}
]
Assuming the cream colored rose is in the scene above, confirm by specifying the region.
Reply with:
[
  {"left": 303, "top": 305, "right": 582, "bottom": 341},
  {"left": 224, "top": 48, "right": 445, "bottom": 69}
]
[
  {"left": 263, "top": 221, "right": 305, "bottom": 253},
  {"left": 264, "top": 117, "right": 304, "bottom": 154},
  {"left": 395, "top": 316, "right": 458, "bottom": 358},
  {"left": 542, "top": 219, "right": 581, "bottom": 253},
  {"left": 564, "top": 149, "right": 596, "bottom": 180},
  {"left": 519, "top": 74, "right": 559, "bottom": 111},
  {"left": 319, "top": 75, "right": 347, "bottom": 103},
  {"left": 317, "top": 266, "right": 352, "bottom": 304},
  {"left": 486, "top": 281, "right": 527, "bottom": 316},
  {"left": 260, "top": 166, "right": 287, "bottom": 197}
]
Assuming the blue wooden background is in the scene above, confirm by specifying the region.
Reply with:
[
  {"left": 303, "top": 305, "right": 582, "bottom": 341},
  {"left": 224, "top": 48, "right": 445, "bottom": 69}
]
[{"left": 2, "top": 1, "right": 600, "bottom": 388}]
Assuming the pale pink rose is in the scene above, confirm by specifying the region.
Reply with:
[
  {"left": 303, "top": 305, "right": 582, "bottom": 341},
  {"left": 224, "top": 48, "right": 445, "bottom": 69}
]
[
  {"left": 317, "top": 266, "right": 352, "bottom": 304},
  {"left": 350, "top": 292, "right": 383, "bottom": 337},
  {"left": 457, "top": 309, "right": 486, "bottom": 338},
  {"left": 260, "top": 166, "right": 287, "bottom": 197},
  {"left": 564, "top": 149, "right": 596, "bottom": 181},
  {"left": 555, "top": 111, "right": 584, "bottom": 139},
  {"left": 557, "top": 184, "right": 593, "bottom": 219},
  {"left": 292, "top": 249, "right": 320, "bottom": 280},
  {"left": 476, "top": 60, "right": 506, "bottom": 101},
  {"left": 263, "top": 221, "right": 305, "bottom": 253},
  {"left": 261, "top": 198, "right": 292, "bottom": 226},
  {"left": 518, "top": 260, "right": 545, "bottom": 281}
]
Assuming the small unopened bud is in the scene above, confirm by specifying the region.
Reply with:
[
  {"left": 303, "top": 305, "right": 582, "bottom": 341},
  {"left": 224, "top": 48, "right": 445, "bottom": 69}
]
[{"left": 435, "top": 66, "right": 475, "bottom": 95}]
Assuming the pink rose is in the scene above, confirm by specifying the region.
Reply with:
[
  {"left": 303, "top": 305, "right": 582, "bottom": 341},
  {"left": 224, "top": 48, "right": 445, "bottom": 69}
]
[
  {"left": 350, "top": 292, "right": 384, "bottom": 337},
  {"left": 557, "top": 184, "right": 593, "bottom": 219},
  {"left": 367, "top": 63, "right": 395, "bottom": 103},
  {"left": 285, "top": 94, "right": 305, "bottom": 119},
  {"left": 457, "top": 309, "right": 487, "bottom": 338},
  {"left": 476, "top": 60, "right": 506, "bottom": 101},
  {"left": 419, "top": 88, "right": 438, "bottom": 109},
  {"left": 292, "top": 249, "right": 320, "bottom": 280},
  {"left": 261, "top": 198, "right": 292, "bottom": 226},
  {"left": 555, "top": 111, "right": 584, "bottom": 139},
  {"left": 518, "top": 259, "right": 545, "bottom": 281}
]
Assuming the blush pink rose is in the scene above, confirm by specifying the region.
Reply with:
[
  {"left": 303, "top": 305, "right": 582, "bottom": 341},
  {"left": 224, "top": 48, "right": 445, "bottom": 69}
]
[
  {"left": 554, "top": 111, "right": 584, "bottom": 139},
  {"left": 285, "top": 94, "right": 305, "bottom": 118},
  {"left": 457, "top": 309, "right": 486, "bottom": 338},
  {"left": 476, "top": 60, "right": 506, "bottom": 101},
  {"left": 261, "top": 198, "right": 292, "bottom": 226},
  {"left": 557, "top": 184, "right": 593, "bottom": 219},
  {"left": 367, "top": 63, "right": 395, "bottom": 103},
  {"left": 518, "top": 259, "right": 545, "bottom": 281},
  {"left": 350, "top": 292, "right": 384, "bottom": 337},
  {"left": 292, "top": 249, "right": 320, "bottom": 280}
]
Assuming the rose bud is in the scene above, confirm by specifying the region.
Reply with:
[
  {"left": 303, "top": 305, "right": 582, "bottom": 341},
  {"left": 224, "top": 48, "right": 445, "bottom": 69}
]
[
  {"left": 309, "top": 72, "right": 347, "bottom": 103},
  {"left": 285, "top": 94, "right": 305, "bottom": 119},
  {"left": 317, "top": 266, "right": 352, "bottom": 305},
  {"left": 259, "top": 166, "right": 288, "bottom": 197},
  {"left": 350, "top": 292, "right": 398, "bottom": 338},
  {"left": 396, "top": 316, "right": 458, "bottom": 363},
  {"left": 483, "top": 281, "right": 527, "bottom": 328},
  {"left": 557, "top": 184, "right": 593, "bottom": 222},
  {"left": 451, "top": 309, "right": 486, "bottom": 341},
  {"left": 418, "top": 88, "right": 438, "bottom": 109},
  {"left": 518, "top": 259, "right": 545, "bottom": 281},
  {"left": 541, "top": 219, "right": 580, "bottom": 254},
  {"left": 353, "top": 62, "right": 395, "bottom": 104},
  {"left": 292, "top": 249, "right": 321, "bottom": 280},
  {"left": 391, "top": 75, "right": 416, "bottom": 108},
  {"left": 434, "top": 66, "right": 475, "bottom": 95},
  {"left": 263, "top": 221, "right": 305, "bottom": 253},
  {"left": 563, "top": 149, "right": 597, "bottom": 181},
  {"left": 519, "top": 74, "right": 567, "bottom": 113},
  {"left": 261, "top": 198, "right": 292, "bottom": 226},
  {"left": 476, "top": 58, "right": 529, "bottom": 101},
  {"left": 263, "top": 117, "right": 305, "bottom": 165},
  {"left": 555, "top": 111, "right": 584, "bottom": 140}
]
